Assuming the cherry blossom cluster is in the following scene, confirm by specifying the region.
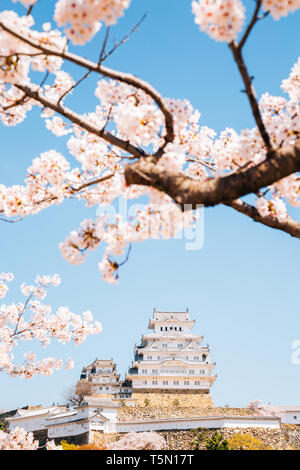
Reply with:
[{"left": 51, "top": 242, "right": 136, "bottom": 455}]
[
  {"left": 192, "top": 0, "right": 246, "bottom": 42},
  {"left": 0, "top": 10, "right": 66, "bottom": 86},
  {"left": 0, "top": 427, "right": 39, "bottom": 450},
  {"left": 106, "top": 432, "right": 167, "bottom": 450},
  {"left": 60, "top": 198, "right": 199, "bottom": 283},
  {"left": 282, "top": 57, "right": 300, "bottom": 101},
  {"left": 1, "top": 62, "right": 300, "bottom": 278},
  {"left": 262, "top": 0, "right": 300, "bottom": 20},
  {"left": 0, "top": 2, "right": 299, "bottom": 282},
  {"left": 0, "top": 426, "right": 62, "bottom": 450},
  {"left": 0, "top": 272, "right": 14, "bottom": 299},
  {"left": 247, "top": 399, "right": 284, "bottom": 417},
  {"left": 0, "top": 273, "right": 102, "bottom": 378},
  {"left": 54, "top": 0, "right": 131, "bottom": 44},
  {"left": 192, "top": 1, "right": 300, "bottom": 42}
]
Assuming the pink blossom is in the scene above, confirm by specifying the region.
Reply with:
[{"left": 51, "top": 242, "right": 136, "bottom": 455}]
[{"left": 107, "top": 432, "right": 167, "bottom": 450}]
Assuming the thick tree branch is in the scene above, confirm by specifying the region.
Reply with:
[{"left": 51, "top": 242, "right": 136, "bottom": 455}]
[
  {"left": 15, "top": 83, "right": 145, "bottom": 158},
  {"left": 0, "top": 21, "right": 174, "bottom": 148},
  {"left": 125, "top": 142, "right": 300, "bottom": 208},
  {"left": 227, "top": 199, "right": 300, "bottom": 239}
]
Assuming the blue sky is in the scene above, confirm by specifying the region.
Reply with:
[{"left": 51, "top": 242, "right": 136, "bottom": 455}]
[{"left": 0, "top": 0, "right": 300, "bottom": 409}]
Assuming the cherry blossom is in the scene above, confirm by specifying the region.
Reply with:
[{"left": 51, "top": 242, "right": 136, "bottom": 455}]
[
  {"left": 0, "top": 1, "right": 299, "bottom": 283},
  {"left": 54, "top": 0, "right": 131, "bottom": 44},
  {"left": 0, "top": 427, "right": 63, "bottom": 450},
  {"left": 247, "top": 399, "right": 284, "bottom": 417},
  {"left": 262, "top": 0, "right": 300, "bottom": 20},
  {"left": 107, "top": 432, "right": 167, "bottom": 450},
  {"left": 0, "top": 273, "right": 102, "bottom": 378},
  {"left": 192, "top": 0, "right": 246, "bottom": 42},
  {"left": 0, "top": 427, "right": 39, "bottom": 450}
]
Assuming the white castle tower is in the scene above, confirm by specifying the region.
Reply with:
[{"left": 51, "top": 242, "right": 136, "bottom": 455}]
[{"left": 126, "top": 308, "right": 216, "bottom": 393}]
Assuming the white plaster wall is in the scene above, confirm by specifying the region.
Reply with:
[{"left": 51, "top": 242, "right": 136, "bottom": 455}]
[
  {"left": 115, "top": 417, "right": 280, "bottom": 434},
  {"left": 9, "top": 415, "right": 47, "bottom": 433},
  {"left": 281, "top": 412, "right": 300, "bottom": 424},
  {"left": 223, "top": 418, "right": 280, "bottom": 429},
  {"left": 47, "top": 421, "right": 90, "bottom": 438}
]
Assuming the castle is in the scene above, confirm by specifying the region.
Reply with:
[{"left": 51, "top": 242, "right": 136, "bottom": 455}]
[
  {"left": 7, "top": 309, "right": 299, "bottom": 444},
  {"left": 79, "top": 308, "right": 216, "bottom": 399}
]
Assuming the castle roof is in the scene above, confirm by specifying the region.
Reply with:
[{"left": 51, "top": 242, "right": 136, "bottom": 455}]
[{"left": 152, "top": 309, "right": 190, "bottom": 322}]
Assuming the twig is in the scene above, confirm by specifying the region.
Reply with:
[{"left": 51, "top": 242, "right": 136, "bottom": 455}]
[
  {"left": 98, "top": 26, "right": 110, "bottom": 64},
  {"left": 101, "top": 14, "right": 147, "bottom": 63},
  {"left": 57, "top": 70, "right": 91, "bottom": 106},
  {"left": 238, "top": 0, "right": 262, "bottom": 50},
  {"left": 116, "top": 244, "right": 132, "bottom": 267}
]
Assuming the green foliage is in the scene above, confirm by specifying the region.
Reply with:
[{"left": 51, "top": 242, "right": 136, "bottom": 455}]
[
  {"left": 190, "top": 429, "right": 209, "bottom": 450},
  {"left": 228, "top": 433, "right": 270, "bottom": 450},
  {"left": 0, "top": 419, "right": 8, "bottom": 432},
  {"left": 206, "top": 432, "right": 229, "bottom": 450},
  {"left": 190, "top": 429, "right": 229, "bottom": 450}
]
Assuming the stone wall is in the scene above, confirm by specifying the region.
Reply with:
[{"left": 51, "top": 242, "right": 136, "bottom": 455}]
[
  {"left": 92, "top": 425, "right": 300, "bottom": 450},
  {"left": 118, "top": 406, "right": 253, "bottom": 422},
  {"left": 131, "top": 392, "right": 214, "bottom": 408}
]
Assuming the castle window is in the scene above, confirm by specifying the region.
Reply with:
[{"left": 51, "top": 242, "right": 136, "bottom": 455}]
[
  {"left": 173, "top": 380, "right": 179, "bottom": 385},
  {"left": 160, "top": 327, "right": 163, "bottom": 331},
  {"left": 170, "top": 327, "right": 173, "bottom": 330},
  {"left": 163, "top": 380, "right": 168, "bottom": 385},
  {"left": 189, "top": 370, "right": 195, "bottom": 374},
  {"left": 152, "top": 380, "right": 158, "bottom": 385},
  {"left": 184, "top": 381, "right": 189, "bottom": 385}
]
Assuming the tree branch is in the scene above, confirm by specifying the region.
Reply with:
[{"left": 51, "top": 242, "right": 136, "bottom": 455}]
[
  {"left": 227, "top": 199, "right": 300, "bottom": 239},
  {"left": 0, "top": 21, "right": 174, "bottom": 148},
  {"left": 229, "top": 41, "right": 272, "bottom": 152},
  {"left": 238, "top": 0, "right": 262, "bottom": 50},
  {"left": 15, "top": 83, "right": 145, "bottom": 158},
  {"left": 125, "top": 142, "right": 300, "bottom": 208}
]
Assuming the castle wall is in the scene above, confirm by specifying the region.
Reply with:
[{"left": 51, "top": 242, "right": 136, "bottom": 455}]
[
  {"left": 131, "top": 392, "right": 213, "bottom": 407},
  {"left": 92, "top": 424, "right": 300, "bottom": 450}
]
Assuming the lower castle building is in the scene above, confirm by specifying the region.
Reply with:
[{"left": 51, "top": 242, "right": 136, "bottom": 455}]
[{"left": 79, "top": 359, "right": 132, "bottom": 399}]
